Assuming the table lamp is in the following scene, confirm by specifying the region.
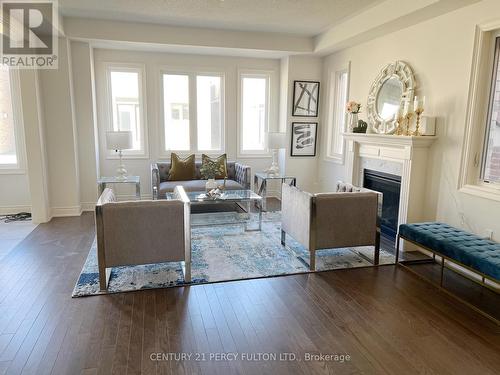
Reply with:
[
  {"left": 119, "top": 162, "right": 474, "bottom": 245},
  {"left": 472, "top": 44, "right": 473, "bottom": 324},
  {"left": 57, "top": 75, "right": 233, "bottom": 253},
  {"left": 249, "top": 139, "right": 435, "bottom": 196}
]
[
  {"left": 266, "top": 132, "right": 286, "bottom": 175},
  {"left": 106, "top": 131, "right": 132, "bottom": 180}
]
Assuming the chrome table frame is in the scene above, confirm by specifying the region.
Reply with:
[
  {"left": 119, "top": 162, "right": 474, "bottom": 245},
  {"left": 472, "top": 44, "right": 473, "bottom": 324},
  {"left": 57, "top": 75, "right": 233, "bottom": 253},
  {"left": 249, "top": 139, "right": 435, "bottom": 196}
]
[
  {"left": 254, "top": 172, "right": 296, "bottom": 211},
  {"left": 166, "top": 190, "right": 263, "bottom": 232},
  {"left": 97, "top": 176, "right": 141, "bottom": 200}
]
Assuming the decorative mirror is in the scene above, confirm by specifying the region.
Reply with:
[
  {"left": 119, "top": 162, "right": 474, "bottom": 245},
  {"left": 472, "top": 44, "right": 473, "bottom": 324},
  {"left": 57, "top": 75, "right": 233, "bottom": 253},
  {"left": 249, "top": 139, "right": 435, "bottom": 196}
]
[{"left": 367, "top": 61, "right": 416, "bottom": 134}]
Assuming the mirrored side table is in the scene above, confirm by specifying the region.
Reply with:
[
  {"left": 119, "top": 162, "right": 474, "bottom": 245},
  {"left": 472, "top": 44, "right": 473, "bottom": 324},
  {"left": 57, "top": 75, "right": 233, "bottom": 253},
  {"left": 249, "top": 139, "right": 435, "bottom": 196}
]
[
  {"left": 254, "top": 172, "right": 296, "bottom": 211},
  {"left": 97, "top": 176, "right": 141, "bottom": 200}
]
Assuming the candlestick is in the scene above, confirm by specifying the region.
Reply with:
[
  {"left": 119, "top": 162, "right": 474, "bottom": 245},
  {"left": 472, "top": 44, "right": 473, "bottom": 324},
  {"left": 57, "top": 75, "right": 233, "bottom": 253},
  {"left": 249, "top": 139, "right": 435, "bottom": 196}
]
[
  {"left": 403, "top": 100, "right": 410, "bottom": 116},
  {"left": 413, "top": 96, "right": 425, "bottom": 136},
  {"left": 395, "top": 115, "right": 404, "bottom": 135},
  {"left": 405, "top": 111, "right": 413, "bottom": 136}
]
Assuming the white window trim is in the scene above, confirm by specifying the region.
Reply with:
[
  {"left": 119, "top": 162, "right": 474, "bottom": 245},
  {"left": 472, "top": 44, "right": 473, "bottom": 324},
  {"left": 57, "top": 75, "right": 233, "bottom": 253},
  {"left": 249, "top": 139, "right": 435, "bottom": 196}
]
[
  {"left": 459, "top": 22, "right": 500, "bottom": 202},
  {"left": 324, "top": 63, "right": 350, "bottom": 164},
  {"left": 158, "top": 67, "right": 226, "bottom": 158},
  {"left": 237, "top": 69, "right": 273, "bottom": 158},
  {"left": 0, "top": 69, "right": 27, "bottom": 174},
  {"left": 104, "top": 62, "right": 149, "bottom": 160}
]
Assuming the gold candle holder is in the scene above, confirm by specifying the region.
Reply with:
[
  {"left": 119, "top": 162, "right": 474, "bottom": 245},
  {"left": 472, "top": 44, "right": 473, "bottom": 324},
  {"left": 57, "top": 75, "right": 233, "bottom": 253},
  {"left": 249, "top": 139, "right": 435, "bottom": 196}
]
[
  {"left": 395, "top": 116, "right": 404, "bottom": 135},
  {"left": 413, "top": 108, "right": 424, "bottom": 136},
  {"left": 404, "top": 112, "right": 414, "bottom": 136}
]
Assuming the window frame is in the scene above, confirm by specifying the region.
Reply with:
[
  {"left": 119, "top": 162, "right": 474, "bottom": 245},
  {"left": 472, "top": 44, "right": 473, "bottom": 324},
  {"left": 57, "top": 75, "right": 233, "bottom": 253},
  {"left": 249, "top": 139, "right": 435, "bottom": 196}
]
[
  {"left": 0, "top": 68, "right": 26, "bottom": 174},
  {"left": 480, "top": 36, "right": 500, "bottom": 184},
  {"left": 237, "top": 70, "right": 272, "bottom": 157},
  {"left": 104, "top": 63, "right": 148, "bottom": 159},
  {"left": 460, "top": 24, "right": 500, "bottom": 201},
  {"left": 324, "top": 64, "right": 350, "bottom": 164},
  {"left": 158, "top": 68, "right": 225, "bottom": 157}
]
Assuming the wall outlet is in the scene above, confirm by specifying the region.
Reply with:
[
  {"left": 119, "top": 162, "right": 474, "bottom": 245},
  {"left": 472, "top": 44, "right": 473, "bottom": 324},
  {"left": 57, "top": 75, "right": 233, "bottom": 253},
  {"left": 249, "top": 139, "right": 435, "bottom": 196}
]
[{"left": 484, "top": 229, "right": 493, "bottom": 240}]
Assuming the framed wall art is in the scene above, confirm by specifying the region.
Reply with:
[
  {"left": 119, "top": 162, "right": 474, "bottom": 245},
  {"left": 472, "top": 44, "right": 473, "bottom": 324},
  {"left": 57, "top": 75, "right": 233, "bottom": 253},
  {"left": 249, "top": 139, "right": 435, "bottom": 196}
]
[
  {"left": 290, "top": 122, "right": 317, "bottom": 157},
  {"left": 292, "top": 80, "right": 320, "bottom": 117}
]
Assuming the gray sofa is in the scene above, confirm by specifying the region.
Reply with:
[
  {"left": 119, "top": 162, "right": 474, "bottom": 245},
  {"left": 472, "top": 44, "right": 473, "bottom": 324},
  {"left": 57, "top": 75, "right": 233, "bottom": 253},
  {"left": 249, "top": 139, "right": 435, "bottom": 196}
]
[{"left": 151, "top": 161, "right": 251, "bottom": 199}]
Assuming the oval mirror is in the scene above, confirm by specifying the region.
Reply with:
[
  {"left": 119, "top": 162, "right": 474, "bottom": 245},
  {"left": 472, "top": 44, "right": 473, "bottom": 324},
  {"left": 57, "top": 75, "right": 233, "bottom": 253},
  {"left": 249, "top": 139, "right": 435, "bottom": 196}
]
[{"left": 376, "top": 77, "right": 403, "bottom": 120}]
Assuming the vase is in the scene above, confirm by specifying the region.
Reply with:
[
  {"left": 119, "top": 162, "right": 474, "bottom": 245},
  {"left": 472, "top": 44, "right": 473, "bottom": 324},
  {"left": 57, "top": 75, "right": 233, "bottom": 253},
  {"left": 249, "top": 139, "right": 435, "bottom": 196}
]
[
  {"left": 348, "top": 113, "right": 359, "bottom": 132},
  {"left": 206, "top": 178, "right": 217, "bottom": 191}
]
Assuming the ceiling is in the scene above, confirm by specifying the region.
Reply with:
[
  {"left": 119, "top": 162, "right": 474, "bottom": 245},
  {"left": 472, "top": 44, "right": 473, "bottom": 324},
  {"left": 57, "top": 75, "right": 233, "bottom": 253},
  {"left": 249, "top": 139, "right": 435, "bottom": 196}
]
[{"left": 59, "top": 0, "right": 383, "bottom": 36}]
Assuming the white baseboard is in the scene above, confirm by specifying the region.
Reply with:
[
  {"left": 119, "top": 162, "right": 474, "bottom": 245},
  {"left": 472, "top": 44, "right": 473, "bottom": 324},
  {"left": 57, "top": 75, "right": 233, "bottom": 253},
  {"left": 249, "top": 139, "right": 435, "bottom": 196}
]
[
  {"left": 50, "top": 205, "right": 82, "bottom": 217},
  {"left": 0, "top": 205, "right": 32, "bottom": 215},
  {"left": 81, "top": 194, "right": 153, "bottom": 213},
  {"left": 81, "top": 202, "right": 96, "bottom": 212}
]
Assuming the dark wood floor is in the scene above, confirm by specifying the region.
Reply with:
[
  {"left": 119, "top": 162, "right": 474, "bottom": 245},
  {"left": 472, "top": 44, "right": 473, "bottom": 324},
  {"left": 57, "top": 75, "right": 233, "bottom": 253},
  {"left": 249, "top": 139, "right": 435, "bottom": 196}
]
[{"left": 0, "top": 213, "right": 499, "bottom": 375}]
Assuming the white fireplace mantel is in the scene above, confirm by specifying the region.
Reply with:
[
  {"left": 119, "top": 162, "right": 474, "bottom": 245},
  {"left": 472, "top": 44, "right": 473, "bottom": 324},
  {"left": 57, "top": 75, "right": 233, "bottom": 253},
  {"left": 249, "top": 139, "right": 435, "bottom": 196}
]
[
  {"left": 343, "top": 133, "right": 437, "bottom": 250},
  {"left": 343, "top": 133, "right": 437, "bottom": 148}
]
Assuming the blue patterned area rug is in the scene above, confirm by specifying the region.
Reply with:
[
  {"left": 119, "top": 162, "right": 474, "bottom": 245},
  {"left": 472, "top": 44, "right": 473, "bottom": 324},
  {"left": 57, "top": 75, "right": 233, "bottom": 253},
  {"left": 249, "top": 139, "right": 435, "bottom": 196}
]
[{"left": 72, "top": 212, "right": 394, "bottom": 297}]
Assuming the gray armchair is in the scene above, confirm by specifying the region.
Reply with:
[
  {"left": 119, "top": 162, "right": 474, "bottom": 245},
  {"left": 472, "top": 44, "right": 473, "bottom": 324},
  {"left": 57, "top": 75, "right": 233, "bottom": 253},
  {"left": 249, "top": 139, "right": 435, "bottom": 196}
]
[
  {"left": 95, "top": 186, "right": 191, "bottom": 291},
  {"left": 281, "top": 182, "right": 382, "bottom": 271}
]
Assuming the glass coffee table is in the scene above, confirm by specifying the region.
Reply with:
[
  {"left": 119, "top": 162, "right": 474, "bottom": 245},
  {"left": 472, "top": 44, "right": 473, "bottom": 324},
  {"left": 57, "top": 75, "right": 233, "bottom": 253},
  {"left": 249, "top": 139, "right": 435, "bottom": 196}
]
[{"left": 166, "top": 189, "right": 263, "bottom": 231}]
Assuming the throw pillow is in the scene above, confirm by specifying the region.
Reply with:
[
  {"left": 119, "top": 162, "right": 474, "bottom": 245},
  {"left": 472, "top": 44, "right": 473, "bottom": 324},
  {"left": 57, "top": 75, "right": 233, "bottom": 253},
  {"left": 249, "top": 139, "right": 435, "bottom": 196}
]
[
  {"left": 168, "top": 153, "right": 196, "bottom": 181},
  {"left": 201, "top": 154, "right": 228, "bottom": 179}
]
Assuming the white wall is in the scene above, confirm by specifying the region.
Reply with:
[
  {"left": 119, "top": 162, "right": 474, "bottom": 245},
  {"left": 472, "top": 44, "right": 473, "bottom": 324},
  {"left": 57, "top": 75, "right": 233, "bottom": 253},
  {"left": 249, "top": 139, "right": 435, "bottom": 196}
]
[
  {"left": 70, "top": 41, "right": 99, "bottom": 209},
  {"left": 283, "top": 55, "right": 323, "bottom": 193},
  {"left": 92, "top": 48, "right": 283, "bottom": 198},
  {"left": 19, "top": 70, "right": 51, "bottom": 222},
  {"left": 319, "top": 0, "right": 500, "bottom": 240},
  {"left": 39, "top": 38, "right": 81, "bottom": 216},
  {"left": 0, "top": 174, "right": 31, "bottom": 213}
]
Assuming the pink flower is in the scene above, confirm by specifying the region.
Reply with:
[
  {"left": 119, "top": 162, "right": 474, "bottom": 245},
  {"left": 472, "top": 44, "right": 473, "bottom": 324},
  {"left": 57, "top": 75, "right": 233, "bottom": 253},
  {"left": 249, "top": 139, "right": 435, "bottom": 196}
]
[{"left": 346, "top": 101, "right": 361, "bottom": 114}]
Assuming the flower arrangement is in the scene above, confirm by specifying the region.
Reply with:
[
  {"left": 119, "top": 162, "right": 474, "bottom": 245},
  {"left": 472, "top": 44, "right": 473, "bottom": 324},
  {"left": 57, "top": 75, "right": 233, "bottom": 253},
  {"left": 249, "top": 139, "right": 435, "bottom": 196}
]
[{"left": 346, "top": 101, "right": 361, "bottom": 114}]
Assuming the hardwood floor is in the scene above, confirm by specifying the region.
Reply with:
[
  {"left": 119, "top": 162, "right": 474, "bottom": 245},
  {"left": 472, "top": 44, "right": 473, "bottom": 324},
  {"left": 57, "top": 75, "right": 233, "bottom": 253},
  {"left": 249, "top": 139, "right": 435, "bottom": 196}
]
[{"left": 0, "top": 213, "right": 499, "bottom": 375}]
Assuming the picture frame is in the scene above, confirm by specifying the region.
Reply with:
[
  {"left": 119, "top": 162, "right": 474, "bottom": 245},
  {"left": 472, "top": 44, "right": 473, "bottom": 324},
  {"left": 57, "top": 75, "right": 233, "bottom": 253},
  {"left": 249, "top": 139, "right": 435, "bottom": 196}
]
[
  {"left": 290, "top": 122, "right": 317, "bottom": 157},
  {"left": 292, "top": 80, "right": 320, "bottom": 117}
]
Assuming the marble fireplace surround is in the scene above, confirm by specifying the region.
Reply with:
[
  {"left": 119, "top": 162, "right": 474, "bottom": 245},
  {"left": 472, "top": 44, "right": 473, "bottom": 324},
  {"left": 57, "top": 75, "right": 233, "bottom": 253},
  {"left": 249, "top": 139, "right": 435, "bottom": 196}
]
[{"left": 343, "top": 133, "right": 437, "bottom": 251}]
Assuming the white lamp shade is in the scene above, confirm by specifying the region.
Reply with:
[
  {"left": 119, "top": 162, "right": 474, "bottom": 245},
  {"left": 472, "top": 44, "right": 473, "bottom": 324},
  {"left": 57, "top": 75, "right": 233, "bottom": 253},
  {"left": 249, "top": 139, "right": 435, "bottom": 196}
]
[
  {"left": 268, "top": 132, "right": 287, "bottom": 149},
  {"left": 106, "top": 131, "right": 132, "bottom": 150}
]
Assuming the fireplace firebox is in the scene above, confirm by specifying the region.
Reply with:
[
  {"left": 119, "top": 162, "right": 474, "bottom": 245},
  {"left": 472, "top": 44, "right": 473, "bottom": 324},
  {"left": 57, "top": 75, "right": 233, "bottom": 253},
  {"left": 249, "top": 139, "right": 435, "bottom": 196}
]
[{"left": 363, "top": 169, "right": 401, "bottom": 240}]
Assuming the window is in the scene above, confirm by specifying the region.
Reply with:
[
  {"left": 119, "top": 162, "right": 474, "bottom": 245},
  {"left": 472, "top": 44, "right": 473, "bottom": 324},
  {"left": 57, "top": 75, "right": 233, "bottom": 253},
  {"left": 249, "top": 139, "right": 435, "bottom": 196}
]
[
  {"left": 326, "top": 68, "right": 349, "bottom": 162},
  {"left": 459, "top": 24, "right": 500, "bottom": 201},
  {"left": 163, "top": 74, "right": 190, "bottom": 151},
  {"left": 197, "top": 75, "right": 222, "bottom": 151},
  {"left": 107, "top": 66, "right": 146, "bottom": 156},
  {"left": 161, "top": 72, "right": 224, "bottom": 153},
  {"left": 482, "top": 37, "right": 500, "bottom": 183},
  {"left": 0, "top": 66, "right": 22, "bottom": 169},
  {"left": 239, "top": 73, "right": 270, "bottom": 154}
]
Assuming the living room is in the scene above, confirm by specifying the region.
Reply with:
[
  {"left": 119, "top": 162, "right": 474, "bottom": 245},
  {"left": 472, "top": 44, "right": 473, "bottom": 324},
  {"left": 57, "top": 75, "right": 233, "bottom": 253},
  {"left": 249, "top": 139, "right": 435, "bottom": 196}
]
[{"left": 0, "top": 0, "right": 499, "bottom": 374}]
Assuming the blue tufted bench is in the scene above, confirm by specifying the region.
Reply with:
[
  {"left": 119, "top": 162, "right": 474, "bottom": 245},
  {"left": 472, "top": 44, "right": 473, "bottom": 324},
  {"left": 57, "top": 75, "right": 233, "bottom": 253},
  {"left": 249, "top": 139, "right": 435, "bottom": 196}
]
[{"left": 397, "top": 222, "right": 500, "bottom": 283}]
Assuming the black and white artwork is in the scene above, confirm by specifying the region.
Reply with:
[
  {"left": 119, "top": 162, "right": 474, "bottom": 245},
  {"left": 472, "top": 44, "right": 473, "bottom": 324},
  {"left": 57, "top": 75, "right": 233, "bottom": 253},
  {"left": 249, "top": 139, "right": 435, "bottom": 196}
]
[
  {"left": 292, "top": 80, "right": 320, "bottom": 117},
  {"left": 291, "top": 122, "right": 317, "bottom": 157}
]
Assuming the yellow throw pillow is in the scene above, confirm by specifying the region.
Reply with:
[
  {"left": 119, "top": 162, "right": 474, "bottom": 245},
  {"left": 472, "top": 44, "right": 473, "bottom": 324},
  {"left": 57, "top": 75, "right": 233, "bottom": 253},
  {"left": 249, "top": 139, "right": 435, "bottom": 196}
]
[
  {"left": 168, "top": 153, "right": 196, "bottom": 181},
  {"left": 201, "top": 154, "right": 228, "bottom": 179}
]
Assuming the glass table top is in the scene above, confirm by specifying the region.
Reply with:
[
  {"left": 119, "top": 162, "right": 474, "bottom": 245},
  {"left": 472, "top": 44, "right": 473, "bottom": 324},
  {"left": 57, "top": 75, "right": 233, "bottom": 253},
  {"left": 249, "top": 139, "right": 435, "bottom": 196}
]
[
  {"left": 167, "top": 189, "right": 262, "bottom": 203},
  {"left": 98, "top": 176, "right": 140, "bottom": 184},
  {"left": 254, "top": 172, "right": 296, "bottom": 180}
]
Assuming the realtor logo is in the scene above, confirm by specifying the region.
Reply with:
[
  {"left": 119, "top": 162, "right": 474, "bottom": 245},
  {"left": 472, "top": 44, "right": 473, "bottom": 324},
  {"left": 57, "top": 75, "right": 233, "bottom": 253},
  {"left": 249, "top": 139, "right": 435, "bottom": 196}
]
[{"left": 1, "top": 0, "right": 58, "bottom": 68}]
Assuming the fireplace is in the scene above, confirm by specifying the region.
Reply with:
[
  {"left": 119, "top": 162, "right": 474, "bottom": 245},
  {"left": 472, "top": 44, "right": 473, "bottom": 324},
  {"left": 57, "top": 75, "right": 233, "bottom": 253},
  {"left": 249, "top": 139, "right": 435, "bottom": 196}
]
[{"left": 363, "top": 169, "right": 401, "bottom": 240}]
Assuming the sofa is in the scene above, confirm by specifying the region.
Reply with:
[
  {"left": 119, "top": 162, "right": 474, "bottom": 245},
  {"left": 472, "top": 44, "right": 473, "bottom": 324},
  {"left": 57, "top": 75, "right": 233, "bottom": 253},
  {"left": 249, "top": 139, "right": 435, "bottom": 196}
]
[
  {"left": 95, "top": 186, "right": 191, "bottom": 290},
  {"left": 280, "top": 182, "right": 382, "bottom": 270},
  {"left": 151, "top": 160, "right": 251, "bottom": 199}
]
